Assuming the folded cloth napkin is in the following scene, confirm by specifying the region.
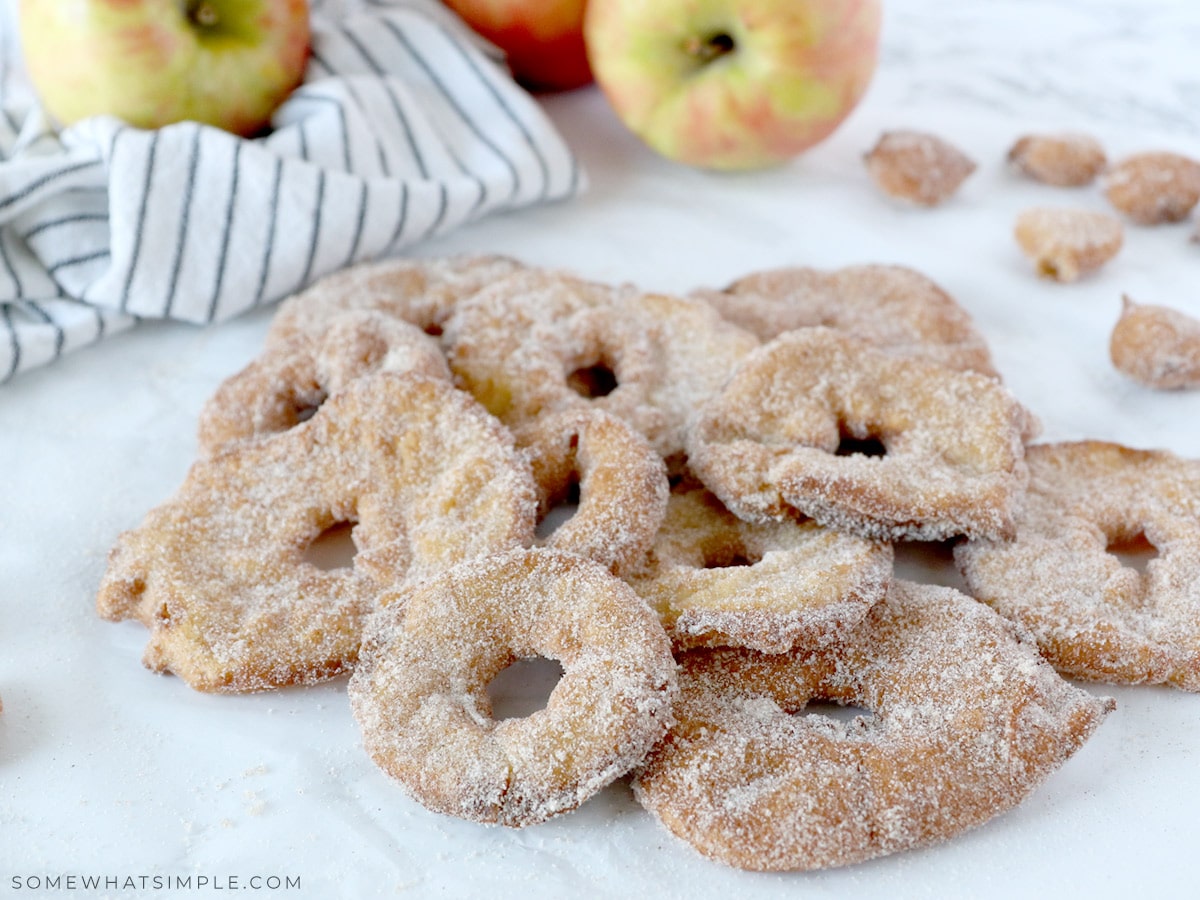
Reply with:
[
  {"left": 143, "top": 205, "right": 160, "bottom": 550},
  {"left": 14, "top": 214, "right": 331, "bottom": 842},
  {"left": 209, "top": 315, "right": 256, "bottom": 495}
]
[{"left": 0, "top": 0, "right": 583, "bottom": 382}]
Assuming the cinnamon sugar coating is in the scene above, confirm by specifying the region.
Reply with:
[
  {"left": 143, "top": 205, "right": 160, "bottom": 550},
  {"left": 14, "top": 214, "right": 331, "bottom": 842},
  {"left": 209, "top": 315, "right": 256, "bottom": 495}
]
[
  {"left": 1014, "top": 207, "right": 1123, "bottom": 282},
  {"left": 686, "top": 328, "right": 1037, "bottom": 542},
  {"left": 267, "top": 254, "right": 526, "bottom": 345},
  {"left": 1008, "top": 133, "right": 1107, "bottom": 187},
  {"left": 445, "top": 269, "right": 759, "bottom": 459},
  {"left": 198, "top": 311, "right": 451, "bottom": 456},
  {"left": 626, "top": 484, "right": 892, "bottom": 653},
  {"left": 633, "top": 580, "right": 1114, "bottom": 871},
  {"left": 97, "top": 373, "right": 537, "bottom": 692},
  {"left": 517, "top": 408, "right": 669, "bottom": 576},
  {"left": 863, "top": 130, "right": 976, "bottom": 206},
  {"left": 694, "top": 263, "right": 997, "bottom": 376},
  {"left": 1102, "top": 152, "right": 1200, "bottom": 225},
  {"left": 956, "top": 441, "right": 1200, "bottom": 691},
  {"left": 1110, "top": 295, "right": 1200, "bottom": 389},
  {"left": 348, "top": 548, "right": 678, "bottom": 827}
]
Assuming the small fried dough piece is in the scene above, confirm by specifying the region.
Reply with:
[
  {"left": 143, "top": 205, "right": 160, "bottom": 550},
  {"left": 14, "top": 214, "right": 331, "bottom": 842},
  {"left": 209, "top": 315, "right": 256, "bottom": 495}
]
[
  {"left": 1008, "top": 133, "right": 1107, "bottom": 187},
  {"left": 1102, "top": 152, "right": 1200, "bottom": 225},
  {"left": 633, "top": 581, "right": 1114, "bottom": 871},
  {"left": 1014, "top": 208, "right": 1123, "bottom": 282},
  {"left": 349, "top": 548, "right": 678, "bottom": 827},
  {"left": 863, "top": 130, "right": 976, "bottom": 206},
  {"left": 956, "top": 441, "right": 1200, "bottom": 691},
  {"left": 1110, "top": 296, "right": 1200, "bottom": 389},
  {"left": 686, "top": 328, "right": 1036, "bottom": 542}
]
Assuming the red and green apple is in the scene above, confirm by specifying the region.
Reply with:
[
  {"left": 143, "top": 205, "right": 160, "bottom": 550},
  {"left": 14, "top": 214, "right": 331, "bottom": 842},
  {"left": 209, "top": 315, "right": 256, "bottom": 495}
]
[
  {"left": 584, "top": 0, "right": 882, "bottom": 170},
  {"left": 19, "top": 0, "right": 312, "bottom": 137}
]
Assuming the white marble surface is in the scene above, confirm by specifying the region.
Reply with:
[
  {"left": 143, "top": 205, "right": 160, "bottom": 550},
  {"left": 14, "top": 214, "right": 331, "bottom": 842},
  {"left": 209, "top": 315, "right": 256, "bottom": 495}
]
[{"left": 2, "top": 2, "right": 1199, "bottom": 898}]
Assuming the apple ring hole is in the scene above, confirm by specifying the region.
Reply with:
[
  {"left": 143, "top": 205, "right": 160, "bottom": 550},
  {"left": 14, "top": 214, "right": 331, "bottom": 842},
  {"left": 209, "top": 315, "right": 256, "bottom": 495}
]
[
  {"left": 486, "top": 656, "right": 565, "bottom": 720},
  {"left": 793, "top": 699, "right": 874, "bottom": 726},
  {"left": 891, "top": 540, "right": 970, "bottom": 591},
  {"left": 535, "top": 478, "right": 581, "bottom": 539},
  {"left": 1106, "top": 530, "right": 1158, "bottom": 575},
  {"left": 702, "top": 542, "right": 759, "bottom": 569},
  {"left": 835, "top": 434, "right": 888, "bottom": 458},
  {"left": 567, "top": 361, "right": 619, "bottom": 399},
  {"left": 302, "top": 521, "right": 359, "bottom": 571}
]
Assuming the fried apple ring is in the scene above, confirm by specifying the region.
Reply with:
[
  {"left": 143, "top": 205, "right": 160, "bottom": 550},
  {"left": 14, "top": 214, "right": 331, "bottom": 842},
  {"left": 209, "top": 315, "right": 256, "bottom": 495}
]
[
  {"left": 348, "top": 547, "right": 678, "bottom": 827},
  {"left": 694, "top": 263, "right": 998, "bottom": 376},
  {"left": 445, "top": 269, "right": 759, "bottom": 459},
  {"left": 197, "top": 311, "right": 451, "bottom": 455},
  {"left": 97, "top": 372, "right": 537, "bottom": 693},
  {"left": 955, "top": 441, "right": 1200, "bottom": 691},
  {"left": 267, "top": 254, "right": 526, "bottom": 345},
  {"left": 626, "top": 484, "right": 892, "bottom": 653},
  {"left": 633, "top": 580, "right": 1115, "bottom": 871},
  {"left": 686, "top": 328, "right": 1036, "bottom": 541},
  {"left": 517, "top": 408, "right": 668, "bottom": 576}
]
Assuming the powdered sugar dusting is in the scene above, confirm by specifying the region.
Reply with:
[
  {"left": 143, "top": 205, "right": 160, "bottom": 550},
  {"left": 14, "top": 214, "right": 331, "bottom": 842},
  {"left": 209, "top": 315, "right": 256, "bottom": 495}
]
[
  {"left": 348, "top": 548, "right": 678, "bottom": 827},
  {"left": 1110, "top": 296, "right": 1200, "bottom": 389},
  {"left": 626, "top": 484, "right": 892, "bottom": 653},
  {"left": 516, "top": 408, "right": 669, "bottom": 576},
  {"left": 864, "top": 130, "right": 977, "bottom": 206},
  {"left": 633, "top": 581, "right": 1114, "bottom": 871},
  {"left": 686, "top": 328, "right": 1034, "bottom": 541},
  {"left": 444, "top": 270, "right": 758, "bottom": 459},
  {"left": 1014, "top": 207, "right": 1124, "bottom": 282},
  {"left": 96, "top": 372, "right": 538, "bottom": 693},
  {"left": 694, "top": 263, "right": 998, "bottom": 377},
  {"left": 955, "top": 440, "right": 1200, "bottom": 690}
]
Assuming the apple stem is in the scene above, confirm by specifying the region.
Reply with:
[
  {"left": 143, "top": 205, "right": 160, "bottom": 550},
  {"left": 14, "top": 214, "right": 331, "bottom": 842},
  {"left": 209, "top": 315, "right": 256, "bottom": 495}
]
[
  {"left": 188, "top": 1, "right": 219, "bottom": 27},
  {"left": 684, "top": 33, "right": 736, "bottom": 65}
]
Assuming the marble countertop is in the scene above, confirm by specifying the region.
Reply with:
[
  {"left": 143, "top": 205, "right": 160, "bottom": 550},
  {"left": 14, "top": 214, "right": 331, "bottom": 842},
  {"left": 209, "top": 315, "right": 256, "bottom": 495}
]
[{"left": 3, "top": 1, "right": 1199, "bottom": 897}]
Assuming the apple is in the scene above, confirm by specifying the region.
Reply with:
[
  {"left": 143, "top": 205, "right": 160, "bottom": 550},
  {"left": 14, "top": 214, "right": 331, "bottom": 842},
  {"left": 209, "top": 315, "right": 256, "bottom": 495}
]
[
  {"left": 584, "top": 0, "right": 881, "bottom": 171},
  {"left": 441, "top": 0, "right": 591, "bottom": 92},
  {"left": 19, "top": 0, "right": 311, "bottom": 138}
]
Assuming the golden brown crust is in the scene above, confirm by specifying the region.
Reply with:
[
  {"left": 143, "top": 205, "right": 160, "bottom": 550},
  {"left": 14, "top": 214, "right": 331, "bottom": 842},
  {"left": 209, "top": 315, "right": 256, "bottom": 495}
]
[
  {"left": 348, "top": 548, "right": 678, "bottom": 827},
  {"left": 863, "top": 130, "right": 976, "bottom": 206},
  {"left": 197, "top": 311, "right": 451, "bottom": 456},
  {"left": 1014, "top": 207, "right": 1123, "bottom": 282},
  {"left": 97, "top": 373, "right": 538, "bottom": 693},
  {"left": 1008, "top": 133, "right": 1107, "bottom": 187},
  {"left": 633, "top": 580, "right": 1114, "bottom": 871},
  {"left": 1110, "top": 295, "right": 1200, "bottom": 389},
  {"left": 956, "top": 441, "right": 1200, "bottom": 691},
  {"left": 516, "top": 408, "right": 669, "bottom": 576},
  {"left": 445, "top": 269, "right": 759, "bottom": 458},
  {"left": 686, "top": 328, "right": 1036, "bottom": 542},
  {"left": 626, "top": 484, "right": 892, "bottom": 653},
  {"left": 694, "top": 263, "right": 998, "bottom": 377},
  {"left": 1102, "top": 152, "right": 1200, "bottom": 225}
]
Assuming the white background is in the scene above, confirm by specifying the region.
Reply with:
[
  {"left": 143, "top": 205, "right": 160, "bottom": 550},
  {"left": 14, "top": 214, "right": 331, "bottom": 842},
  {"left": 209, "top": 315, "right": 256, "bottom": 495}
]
[{"left": 3, "top": 1, "right": 1199, "bottom": 898}]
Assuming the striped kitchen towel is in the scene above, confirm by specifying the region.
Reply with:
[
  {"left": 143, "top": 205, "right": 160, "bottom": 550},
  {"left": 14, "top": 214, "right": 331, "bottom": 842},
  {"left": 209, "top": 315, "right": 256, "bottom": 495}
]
[{"left": 0, "top": 0, "right": 583, "bottom": 383}]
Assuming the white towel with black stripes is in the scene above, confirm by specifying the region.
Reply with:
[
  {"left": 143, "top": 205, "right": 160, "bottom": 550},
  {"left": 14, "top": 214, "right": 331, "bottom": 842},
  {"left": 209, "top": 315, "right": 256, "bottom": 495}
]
[{"left": 0, "top": 0, "right": 583, "bottom": 383}]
